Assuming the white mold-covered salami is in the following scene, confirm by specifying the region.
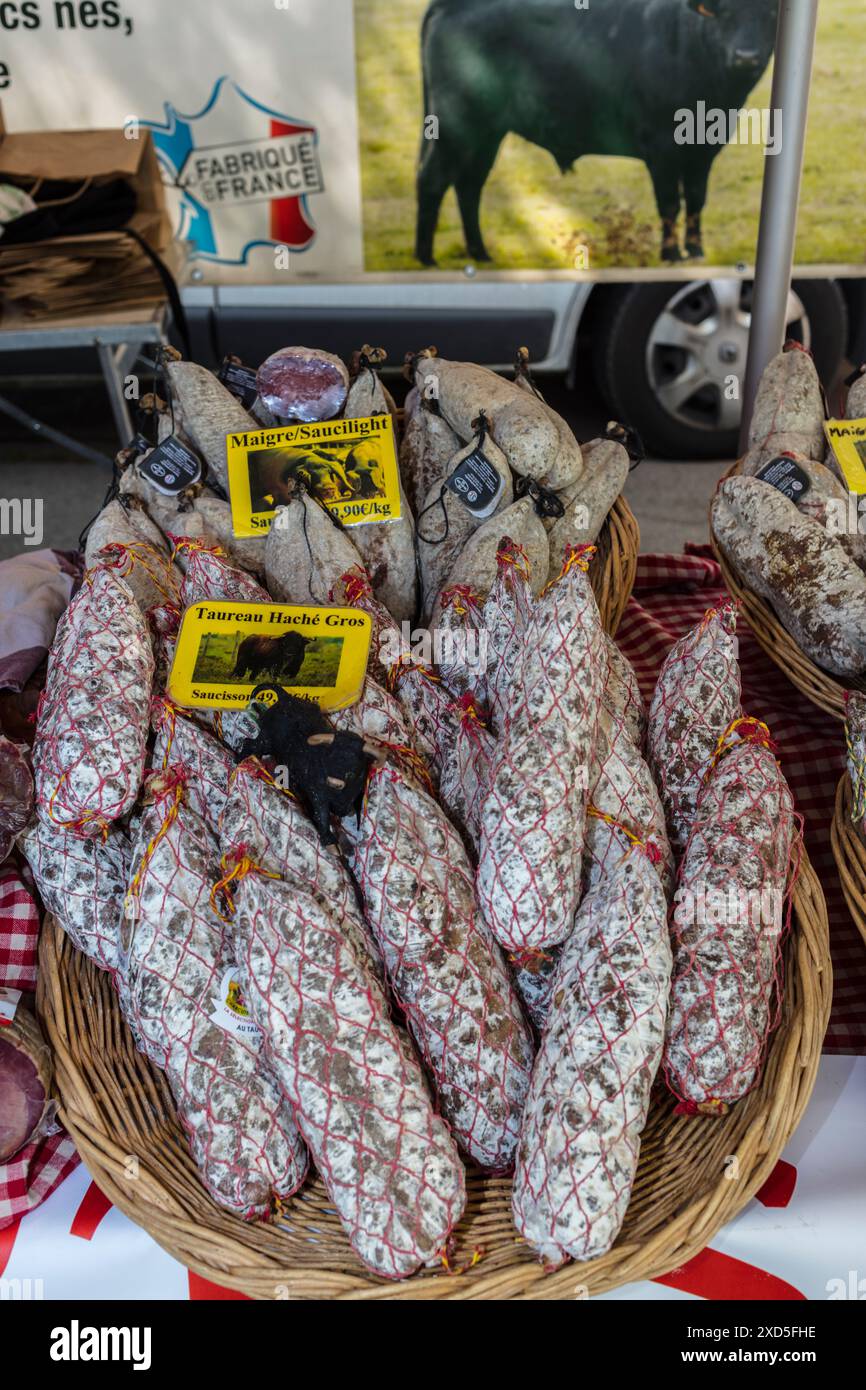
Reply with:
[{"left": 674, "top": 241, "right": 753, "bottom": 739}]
[
  {"left": 121, "top": 780, "right": 308, "bottom": 1216},
  {"left": 399, "top": 401, "right": 461, "bottom": 517},
  {"left": 219, "top": 758, "right": 384, "bottom": 983},
  {"left": 151, "top": 700, "right": 235, "bottom": 829},
  {"left": 431, "top": 586, "right": 488, "bottom": 701},
  {"left": 344, "top": 346, "right": 396, "bottom": 420},
  {"left": 436, "top": 696, "right": 495, "bottom": 851},
  {"left": 712, "top": 475, "right": 866, "bottom": 677},
  {"left": 664, "top": 721, "right": 794, "bottom": 1110},
  {"left": 0, "top": 736, "right": 33, "bottom": 863},
  {"left": 33, "top": 568, "right": 153, "bottom": 838},
  {"left": 429, "top": 497, "right": 549, "bottom": 632},
  {"left": 741, "top": 450, "right": 866, "bottom": 571},
  {"left": 546, "top": 438, "right": 629, "bottom": 583},
  {"left": 189, "top": 494, "right": 267, "bottom": 579},
  {"left": 257, "top": 346, "right": 349, "bottom": 422},
  {"left": 349, "top": 478, "right": 418, "bottom": 622},
  {"left": 603, "top": 634, "right": 647, "bottom": 750},
  {"left": 264, "top": 494, "right": 364, "bottom": 606},
  {"left": 417, "top": 421, "right": 513, "bottom": 621},
  {"left": 480, "top": 540, "right": 535, "bottom": 736},
  {"left": 585, "top": 698, "right": 672, "bottom": 896},
  {"left": 177, "top": 539, "right": 271, "bottom": 609},
  {"left": 512, "top": 843, "right": 671, "bottom": 1263},
  {"left": 164, "top": 357, "right": 258, "bottom": 492},
  {"left": 413, "top": 352, "right": 582, "bottom": 489},
  {"left": 231, "top": 867, "right": 465, "bottom": 1277},
  {"left": 20, "top": 815, "right": 129, "bottom": 977},
  {"left": 477, "top": 550, "right": 605, "bottom": 952},
  {"left": 349, "top": 759, "right": 534, "bottom": 1170},
  {"left": 846, "top": 690, "right": 866, "bottom": 830},
  {"left": 85, "top": 500, "right": 183, "bottom": 613},
  {"left": 647, "top": 601, "right": 741, "bottom": 855},
  {"left": 748, "top": 342, "right": 826, "bottom": 462}
]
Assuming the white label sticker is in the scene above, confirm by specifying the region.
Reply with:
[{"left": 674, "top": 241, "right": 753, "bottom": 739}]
[
  {"left": 0, "top": 986, "right": 22, "bottom": 1026},
  {"left": 209, "top": 967, "right": 263, "bottom": 1047}
]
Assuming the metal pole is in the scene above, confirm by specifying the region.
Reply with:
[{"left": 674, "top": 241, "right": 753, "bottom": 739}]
[{"left": 739, "top": 0, "right": 820, "bottom": 453}]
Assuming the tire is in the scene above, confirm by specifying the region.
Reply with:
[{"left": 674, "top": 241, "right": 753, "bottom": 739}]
[{"left": 592, "top": 279, "right": 848, "bottom": 460}]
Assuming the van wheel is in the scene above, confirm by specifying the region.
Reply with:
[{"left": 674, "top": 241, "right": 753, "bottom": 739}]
[{"left": 592, "top": 279, "right": 848, "bottom": 459}]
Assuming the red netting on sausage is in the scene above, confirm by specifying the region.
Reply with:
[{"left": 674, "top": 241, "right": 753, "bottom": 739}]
[
  {"left": 174, "top": 538, "right": 270, "bottom": 607},
  {"left": 647, "top": 602, "right": 742, "bottom": 855},
  {"left": 477, "top": 548, "right": 605, "bottom": 952},
  {"left": 584, "top": 674, "right": 672, "bottom": 897},
  {"left": 845, "top": 690, "right": 866, "bottom": 830},
  {"left": 120, "top": 774, "right": 308, "bottom": 1217},
  {"left": 150, "top": 697, "right": 235, "bottom": 830},
  {"left": 334, "top": 567, "right": 457, "bottom": 781},
  {"left": 480, "top": 539, "right": 534, "bottom": 735},
  {"left": 33, "top": 567, "right": 154, "bottom": 839},
  {"left": 512, "top": 840, "right": 672, "bottom": 1264},
  {"left": 20, "top": 816, "right": 130, "bottom": 979},
  {"left": 663, "top": 718, "right": 797, "bottom": 1113},
  {"left": 97, "top": 540, "right": 183, "bottom": 613},
  {"left": 349, "top": 758, "right": 534, "bottom": 1171},
  {"left": 218, "top": 758, "right": 384, "bottom": 983},
  {"left": 231, "top": 866, "right": 466, "bottom": 1278},
  {"left": 437, "top": 694, "right": 494, "bottom": 853},
  {"left": 434, "top": 585, "right": 488, "bottom": 702}
]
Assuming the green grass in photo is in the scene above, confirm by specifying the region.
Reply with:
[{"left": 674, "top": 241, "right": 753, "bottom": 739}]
[
  {"left": 354, "top": 0, "right": 865, "bottom": 273},
  {"left": 192, "top": 632, "right": 342, "bottom": 689}
]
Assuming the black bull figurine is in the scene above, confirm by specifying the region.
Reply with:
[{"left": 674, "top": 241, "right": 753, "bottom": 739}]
[
  {"left": 416, "top": 0, "right": 778, "bottom": 265},
  {"left": 236, "top": 685, "right": 382, "bottom": 847}
]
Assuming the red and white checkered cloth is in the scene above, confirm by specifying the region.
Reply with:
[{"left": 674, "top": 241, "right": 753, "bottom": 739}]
[
  {"left": 0, "top": 854, "right": 79, "bottom": 1231},
  {"left": 0, "top": 858, "right": 39, "bottom": 992},
  {"left": 617, "top": 549, "right": 864, "bottom": 1055}
]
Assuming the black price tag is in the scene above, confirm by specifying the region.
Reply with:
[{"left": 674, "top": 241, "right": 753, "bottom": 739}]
[
  {"left": 445, "top": 448, "right": 505, "bottom": 518},
  {"left": 218, "top": 357, "right": 259, "bottom": 410},
  {"left": 138, "top": 436, "right": 202, "bottom": 495},
  {"left": 755, "top": 455, "right": 811, "bottom": 503}
]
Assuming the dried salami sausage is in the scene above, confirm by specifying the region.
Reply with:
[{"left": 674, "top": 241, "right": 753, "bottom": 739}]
[{"left": 512, "top": 842, "right": 671, "bottom": 1263}]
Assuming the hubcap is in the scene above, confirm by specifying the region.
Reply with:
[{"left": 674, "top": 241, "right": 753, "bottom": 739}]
[{"left": 646, "top": 280, "right": 810, "bottom": 435}]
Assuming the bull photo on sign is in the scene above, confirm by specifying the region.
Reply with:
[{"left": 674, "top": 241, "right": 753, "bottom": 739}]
[
  {"left": 191, "top": 628, "right": 343, "bottom": 690},
  {"left": 249, "top": 445, "right": 386, "bottom": 511},
  {"left": 354, "top": 0, "right": 854, "bottom": 271}
]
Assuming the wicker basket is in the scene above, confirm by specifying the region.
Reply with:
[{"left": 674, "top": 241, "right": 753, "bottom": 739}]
[
  {"left": 37, "top": 849, "right": 830, "bottom": 1301},
  {"left": 831, "top": 773, "right": 866, "bottom": 948},
  {"left": 709, "top": 461, "right": 866, "bottom": 720},
  {"left": 590, "top": 493, "right": 639, "bottom": 636}
]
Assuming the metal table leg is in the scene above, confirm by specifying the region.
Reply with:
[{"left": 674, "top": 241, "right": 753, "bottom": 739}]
[{"left": 96, "top": 339, "right": 135, "bottom": 446}]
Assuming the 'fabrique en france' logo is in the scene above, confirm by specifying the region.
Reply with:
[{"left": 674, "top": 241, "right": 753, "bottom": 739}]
[{"left": 143, "top": 77, "right": 324, "bottom": 265}]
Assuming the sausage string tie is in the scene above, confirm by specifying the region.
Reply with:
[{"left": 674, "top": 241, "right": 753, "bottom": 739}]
[
  {"left": 674, "top": 1097, "right": 730, "bottom": 1119},
  {"left": 98, "top": 541, "right": 175, "bottom": 601},
  {"left": 495, "top": 539, "right": 531, "bottom": 581},
  {"left": 585, "top": 805, "right": 662, "bottom": 865},
  {"left": 210, "top": 848, "right": 280, "bottom": 922},
  {"left": 45, "top": 772, "right": 110, "bottom": 840},
  {"left": 508, "top": 947, "right": 552, "bottom": 971},
  {"left": 339, "top": 566, "right": 373, "bottom": 608},
  {"left": 125, "top": 773, "right": 185, "bottom": 918},
  {"left": 168, "top": 535, "right": 226, "bottom": 563},
  {"left": 439, "top": 1240, "right": 485, "bottom": 1276},
  {"left": 540, "top": 542, "right": 595, "bottom": 597},
  {"left": 440, "top": 584, "right": 483, "bottom": 618},
  {"left": 385, "top": 653, "right": 440, "bottom": 694},
  {"left": 703, "top": 717, "right": 776, "bottom": 783}
]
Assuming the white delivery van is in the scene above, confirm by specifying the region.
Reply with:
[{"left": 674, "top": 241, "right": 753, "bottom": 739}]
[{"left": 1, "top": 0, "right": 862, "bottom": 456}]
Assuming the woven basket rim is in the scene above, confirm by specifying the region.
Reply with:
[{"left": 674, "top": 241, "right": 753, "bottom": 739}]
[
  {"left": 37, "top": 842, "right": 830, "bottom": 1301},
  {"left": 830, "top": 771, "right": 866, "bottom": 949},
  {"left": 709, "top": 460, "right": 866, "bottom": 721}
]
